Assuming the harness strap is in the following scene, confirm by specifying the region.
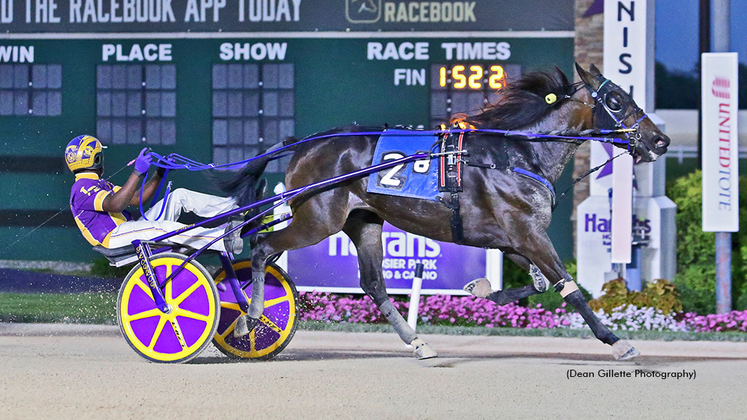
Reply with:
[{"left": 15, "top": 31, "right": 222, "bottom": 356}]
[
  {"left": 437, "top": 126, "right": 467, "bottom": 244},
  {"left": 511, "top": 167, "right": 556, "bottom": 208},
  {"left": 438, "top": 129, "right": 465, "bottom": 192},
  {"left": 438, "top": 192, "right": 465, "bottom": 245}
]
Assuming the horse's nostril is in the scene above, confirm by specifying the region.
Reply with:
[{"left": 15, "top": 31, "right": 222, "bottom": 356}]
[{"left": 655, "top": 135, "right": 670, "bottom": 149}]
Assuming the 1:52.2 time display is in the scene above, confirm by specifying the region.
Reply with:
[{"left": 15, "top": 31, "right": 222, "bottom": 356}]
[{"left": 436, "top": 64, "right": 508, "bottom": 90}]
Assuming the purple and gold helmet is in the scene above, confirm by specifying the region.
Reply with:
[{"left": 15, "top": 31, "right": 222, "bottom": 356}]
[{"left": 65, "top": 135, "right": 104, "bottom": 172}]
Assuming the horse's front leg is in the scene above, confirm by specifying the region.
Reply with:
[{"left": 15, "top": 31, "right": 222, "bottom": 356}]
[
  {"left": 465, "top": 229, "right": 639, "bottom": 361},
  {"left": 343, "top": 211, "right": 437, "bottom": 360},
  {"left": 518, "top": 232, "right": 639, "bottom": 360}
]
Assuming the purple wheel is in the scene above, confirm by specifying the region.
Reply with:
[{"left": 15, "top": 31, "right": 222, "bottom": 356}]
[
  {"left": 117, "top": 253, "right": 219, "bottom": 363},
  {"left": 212, "top": 260, "right": 298, "bottom": 360}
]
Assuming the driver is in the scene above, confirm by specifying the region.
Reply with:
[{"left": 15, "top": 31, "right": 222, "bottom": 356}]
[{"left": 65, "top": 135, "right": 243, "bottom": 254}]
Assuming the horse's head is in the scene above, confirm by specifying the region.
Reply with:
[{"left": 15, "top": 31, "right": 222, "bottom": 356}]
[{"left": 575, "top": 63, "right": 670, "bottom": 162}]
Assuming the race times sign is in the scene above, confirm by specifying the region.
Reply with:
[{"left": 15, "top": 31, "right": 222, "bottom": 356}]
[{"left": 0, "top": 0, "right": 573, "bottom": 32}]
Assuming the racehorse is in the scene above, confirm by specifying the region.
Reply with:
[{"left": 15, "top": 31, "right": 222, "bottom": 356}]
[{"left": 224, "top": 63, "right": 670, "bottom": 360}]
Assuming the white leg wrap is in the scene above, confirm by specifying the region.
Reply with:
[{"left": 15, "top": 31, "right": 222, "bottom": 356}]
[
  {"left": 410, "top": 338, "right": 438, "bottom": 360},
  {"left": 558, "top": 281, "right": 579, "bottom": 298},
  {"left": 463, "top": 278, "right": 493, "bottom": 298}
]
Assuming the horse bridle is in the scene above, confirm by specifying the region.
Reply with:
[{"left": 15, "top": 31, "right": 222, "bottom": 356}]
[
  {"left": 560, "top": 77, "right": 647, "bottom": 154},
  {"left": 585, "top": 77, "right": 648, "bottom": 154}
]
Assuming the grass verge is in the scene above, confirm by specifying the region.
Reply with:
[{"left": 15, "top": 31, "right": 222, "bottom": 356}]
[
  {"left": 2, "top": 293, "right": 746, "bottom": 342},
  {"left": 0, "top": 293, "right": 117, "bottom": 325}
]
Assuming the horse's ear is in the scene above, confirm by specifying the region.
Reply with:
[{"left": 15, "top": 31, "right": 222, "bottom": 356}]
[
  {"left": 576, "top": 62, "right": 600, "bottom": 89},
  {"left": 589, "top": 63, "right": 602, "bottom": 76}
]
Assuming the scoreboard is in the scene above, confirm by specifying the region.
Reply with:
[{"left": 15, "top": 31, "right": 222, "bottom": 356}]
[{"left": 0, "top": 0, "right": 576, "bottom": 263}]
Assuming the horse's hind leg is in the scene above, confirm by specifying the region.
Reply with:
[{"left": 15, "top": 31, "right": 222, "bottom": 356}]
[
  {"left": 463, "top": 253, "right": 546, "bottom": 304},
  {"left": 343, "top": 210, "right": 437, "bottom": 360},
  {"left": 234, "top": 195, "right": 349, "bottom": 337}
]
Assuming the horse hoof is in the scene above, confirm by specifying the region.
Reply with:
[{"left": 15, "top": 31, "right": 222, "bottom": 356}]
[
  {"left": 612, "top": 340, "right": 640, "bottom": 361},
  {"left": 233, "top": 315, "right": 258, "bottom": 338},
  {"left": 411, "top": 338, "right": 438, "bottom": 360},
  {"left": 463, "top": 278, "right": 492, "bottom": 298}
]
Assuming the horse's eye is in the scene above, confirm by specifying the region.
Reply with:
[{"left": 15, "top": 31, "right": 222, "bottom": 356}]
[{"left": 605, "top": 93, "right": 624, "bottom": 112}]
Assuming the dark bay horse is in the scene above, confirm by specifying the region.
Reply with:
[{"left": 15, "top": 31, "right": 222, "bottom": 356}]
[{"left": 225, "top": 64, "right": 670, "bottom": 360}]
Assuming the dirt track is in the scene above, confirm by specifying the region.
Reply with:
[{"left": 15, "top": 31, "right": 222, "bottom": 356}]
[{"left": 1, "top": 324, "right": 746, "bottom": 419}]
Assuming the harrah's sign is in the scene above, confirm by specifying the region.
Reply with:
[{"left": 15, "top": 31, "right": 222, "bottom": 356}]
[{"left": 702, "top": 53, "right": 739, "bottom": 232}]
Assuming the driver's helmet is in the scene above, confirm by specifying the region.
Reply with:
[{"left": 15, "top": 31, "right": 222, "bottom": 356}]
[{"left": 65, "top": 135, "right": 104, "bottom": 172}]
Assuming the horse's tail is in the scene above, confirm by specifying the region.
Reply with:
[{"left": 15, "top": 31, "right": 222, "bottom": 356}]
[{"left": 221, "top": 138, "right": 301, "bottom": 207}]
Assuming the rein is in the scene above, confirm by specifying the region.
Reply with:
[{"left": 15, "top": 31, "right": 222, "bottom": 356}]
[
  {"left": 140, "top": 77, "right": 645, "bottom": 213},
  {"left": 555, "top": 150, "right": 628, "bottom": 205},
  {"left": 146, "top": 126, "right": 636, "bottom": 174},
  {"left": 147, "top": 76, "right": 644, "bottom": 174}
]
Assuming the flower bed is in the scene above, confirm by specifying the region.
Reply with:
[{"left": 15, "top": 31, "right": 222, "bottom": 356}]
[{"left": 298, "top": 291, "right": 747, "bottom": 333}]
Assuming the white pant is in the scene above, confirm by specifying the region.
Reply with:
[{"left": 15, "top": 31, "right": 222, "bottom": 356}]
[{"left": 107, "top": 188, "right": 238, "bottom": 252}]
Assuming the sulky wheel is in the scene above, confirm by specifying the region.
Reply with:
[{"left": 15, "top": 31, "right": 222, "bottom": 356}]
[
  {"left": 212, "top": 260, "right": 298, "bottom": 360},
  {"left": 117, "top": 253, "right": 220, "bottom": 363}
]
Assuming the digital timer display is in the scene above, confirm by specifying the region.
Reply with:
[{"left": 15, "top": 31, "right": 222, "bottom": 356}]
[
  {"left": 437, "top": 64, "right": 508, "bottom": 90},
  {"left": 429, "top": 63, "right": 521, "bottom": 128}
]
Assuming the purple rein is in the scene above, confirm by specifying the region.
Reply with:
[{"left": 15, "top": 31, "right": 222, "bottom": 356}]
[
  {"left": 136, "top": 126, "right": 635, "bottom": 219},
  {"left": 146, "top": 126, "right": 634, "bottom": 173}
]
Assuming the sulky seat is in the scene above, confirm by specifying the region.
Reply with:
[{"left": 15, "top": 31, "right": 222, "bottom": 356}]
[
  {"left": 92, "top": 245, "right": 140, "bottom": 268},
  {"left": 93, "top": 243, "right": 187, "bottom": 268}
]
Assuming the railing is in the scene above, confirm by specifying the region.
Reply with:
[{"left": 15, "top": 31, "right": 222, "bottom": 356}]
[{"left": 665, "top": 146, "right": 747, "bottom": 164}]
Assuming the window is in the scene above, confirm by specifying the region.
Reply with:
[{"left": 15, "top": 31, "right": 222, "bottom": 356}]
[
  {"left": 0, "top": 64, "right": 62, "bottom": 116},
  {"left": 212, "top": 63, "right": 294, "bottom": 173},
  {"left": 96, "top": 64, "right": 176, "bottom": 145}
]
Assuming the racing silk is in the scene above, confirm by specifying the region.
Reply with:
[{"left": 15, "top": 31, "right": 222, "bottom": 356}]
[{"left": 70, "top": 172, "right": 132, "bottom": 247}]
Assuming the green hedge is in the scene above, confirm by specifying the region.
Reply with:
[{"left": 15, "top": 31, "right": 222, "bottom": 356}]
[{"left": 667, "top": 170, "right": 747, "bottom": 313}]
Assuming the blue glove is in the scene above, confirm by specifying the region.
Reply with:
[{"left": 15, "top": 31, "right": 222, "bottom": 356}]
[{"left": 133, "top": 148, "right": 152, "bottom": 175}]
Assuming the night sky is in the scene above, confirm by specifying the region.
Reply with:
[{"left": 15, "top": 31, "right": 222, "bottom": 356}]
[{"left": 656, "top": 0, "right": 746, "bottom": 71}]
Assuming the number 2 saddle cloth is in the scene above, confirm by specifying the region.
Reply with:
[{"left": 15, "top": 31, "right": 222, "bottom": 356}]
[{"left": 366, "top": 129, "right": 442, "bottom": 201}]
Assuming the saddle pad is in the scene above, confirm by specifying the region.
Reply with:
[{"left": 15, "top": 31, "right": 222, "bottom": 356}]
[{"left": 367, "top": 130, "right": 440, "bottom": 201}]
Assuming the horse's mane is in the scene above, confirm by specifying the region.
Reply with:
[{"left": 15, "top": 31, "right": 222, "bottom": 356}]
[{"left": 459, "top": 67, "right": 578, "bottom": 130}]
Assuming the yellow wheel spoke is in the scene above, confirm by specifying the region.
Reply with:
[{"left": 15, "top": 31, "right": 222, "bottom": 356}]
[
  {"left": 174, "top": 308, "right": 211, "bottom": 322},
  {"left": 217, "top": 317, "right": 238, "bottom": 339},
  {"left": 124, "top": 308, "right": 162, "bottom": 322},
  {"left": 264, "top": 295, "right": 290, "bottom": 309},
  {"left": 220, "top": 302, "right": 243, "bottom": 312},
  {"left": 259, "top": 315, "right": 284, "bottom": 334},
  {"left": 133, "top": 278, "right": 154, "bottom": 300},
  {"left": 164, "top": 268, "right": 173, "bottom": 301},
  {"left": 147, "top": 316, "right": 168, "bottom": 350},
  {"left": 169, "top": 318, "right": 188, "bottom": 350},
  {"left": 173, "top": 281, "right": 203, "bottom": 305}
]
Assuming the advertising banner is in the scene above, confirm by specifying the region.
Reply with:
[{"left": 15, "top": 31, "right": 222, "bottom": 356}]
[
  {"left": 702, "top": 52, "right": 739, "bottom": 232},
  {"left": 576, "top": 195, "right": 676, "bottom": 297},
  {"left": 0, "top": 0, "right": 573, "bottom": 33},
  {"left": 287, "top": 222, "right": 485, "bottom": 294},
  {"left": 602, "top": 0, "right": 651, "bottom": 263}
]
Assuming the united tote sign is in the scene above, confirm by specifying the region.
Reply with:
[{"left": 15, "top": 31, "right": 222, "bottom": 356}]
[{"left": 702, "top": 53, "right": 739, "bottom": 232}]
